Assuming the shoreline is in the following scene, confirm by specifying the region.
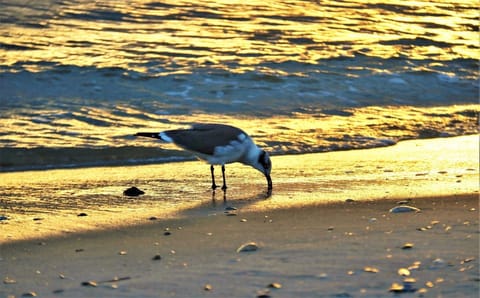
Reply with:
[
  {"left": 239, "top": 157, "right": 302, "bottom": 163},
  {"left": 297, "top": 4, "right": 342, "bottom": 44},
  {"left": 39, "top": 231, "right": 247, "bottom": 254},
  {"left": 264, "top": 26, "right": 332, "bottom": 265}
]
[{"left": 1, "top": 105, "right": 479, "bottom": 173}]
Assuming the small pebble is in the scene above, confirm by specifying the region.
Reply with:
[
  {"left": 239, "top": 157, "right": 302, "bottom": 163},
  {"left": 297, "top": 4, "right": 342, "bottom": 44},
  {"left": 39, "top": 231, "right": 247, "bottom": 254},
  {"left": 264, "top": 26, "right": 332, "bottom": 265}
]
[
  {"left": 164, "top": 231, "right": 172, "bottom": 236},
  {"left": 417, "top": 288, "right": 428, "bottom": 295},
  {"left": 398, "top": 268, "right": 410, "bottom": 276},
  {"left": 389, "top": 282, "right": 404, "bottom": 293},
  {"left": 402, "top": 242, "right": 414, "bottom": 249},
  {"left": 225, "top": 206, "right": 237, "bottom": 211},
  {"left": 123, "top": 186, "right": 145, "bottom": 197},
  {"left": 432, "top": 258, "right": 446, "bottom": 267},
  {"left": 240, "top": 218, "right": 247, "bottom": 222},
  {"left": 118, "top": 250, "right": 127, "bottom": 255},
  {"left": 204, "top": 283, "right": 213, "bottom": 291},
  {"left": 389, "top": 206, "right": 420, "bottom": 213},
  {"left": 33, "top": 217, "right": 43, "bottom": 221},
  {"left": 81, "top": 280, "right": 98, "bottom": 287},
  {"left": 408, "top": 261, "right": 421, "bottom": 270},
  {"left": 152, "top": 254, "right": 162, "bottom": 261},
  {"left": 364, "top": 266, "right": 379, "bottom": 273},
  {"left": 21, "top": 292, "right": 37, "bottom": 297},
  {"left": 77, "top": 213, "right": 88, "bottom": 217},
  {"left": 318, "top": 273, "right": 328, "bottom": 279},
  {"left": 345, "top": 198, "right": 355, "bottom": 202},
  {"left": 236, "top": 242, "right": 259, "bottom": 253},
  {"left": 3, "top": 277, "right": 17, "bottom": 284},
  {"left": 267, "top": 282, "right": 282, "bottom": 289},
  {"left": 461, "top": 257, "right": 475, "bottom": 264},
  {"left": 149, "top": 216, "right": 157, "bottom": 221}
]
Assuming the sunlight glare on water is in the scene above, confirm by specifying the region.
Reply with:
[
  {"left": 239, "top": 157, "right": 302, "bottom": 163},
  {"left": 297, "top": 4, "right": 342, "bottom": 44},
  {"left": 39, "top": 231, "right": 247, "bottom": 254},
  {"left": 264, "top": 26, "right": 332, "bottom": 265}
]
[{"left": 1, "top": 0, "right": 478, "bottom": 74}]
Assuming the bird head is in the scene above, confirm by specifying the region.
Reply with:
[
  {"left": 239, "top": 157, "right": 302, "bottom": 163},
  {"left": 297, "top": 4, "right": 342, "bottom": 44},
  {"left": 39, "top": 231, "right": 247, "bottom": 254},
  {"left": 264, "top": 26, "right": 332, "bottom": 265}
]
[{"left": 256, "top": 150, "right": 272, "bottom": 191}]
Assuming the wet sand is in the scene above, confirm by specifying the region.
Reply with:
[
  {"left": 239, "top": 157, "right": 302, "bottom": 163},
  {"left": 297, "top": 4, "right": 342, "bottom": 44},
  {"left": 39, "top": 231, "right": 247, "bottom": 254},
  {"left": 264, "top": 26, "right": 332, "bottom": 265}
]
[{"left": 1, "top": 136, "right": 479, "bottom": 297}]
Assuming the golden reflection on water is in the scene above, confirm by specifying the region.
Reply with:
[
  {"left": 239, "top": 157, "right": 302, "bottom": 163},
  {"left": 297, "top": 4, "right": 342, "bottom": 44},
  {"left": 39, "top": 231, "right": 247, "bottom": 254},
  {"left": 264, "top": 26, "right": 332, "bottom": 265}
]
[
  {"left": 0, "top": 0, "right": 478, "bottom": 73},
  {"left": 0, "top": 104, "right": 478, "bottom": 171}
]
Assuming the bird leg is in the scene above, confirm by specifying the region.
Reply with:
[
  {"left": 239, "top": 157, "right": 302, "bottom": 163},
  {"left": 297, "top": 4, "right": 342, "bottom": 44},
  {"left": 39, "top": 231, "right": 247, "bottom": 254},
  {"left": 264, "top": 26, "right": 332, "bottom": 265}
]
[
  {"left": 210, "top": 165, "right": 218, "bottom": 190},
  {"left": 221, "top": 164, "right": 227, "bottom": 191}
]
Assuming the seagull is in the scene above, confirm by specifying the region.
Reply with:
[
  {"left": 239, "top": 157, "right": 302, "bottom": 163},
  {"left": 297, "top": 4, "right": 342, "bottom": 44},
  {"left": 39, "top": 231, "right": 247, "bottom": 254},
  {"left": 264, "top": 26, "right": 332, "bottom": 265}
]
[{"left": 136, "top": 123, "right": 272, "bottom": 192}]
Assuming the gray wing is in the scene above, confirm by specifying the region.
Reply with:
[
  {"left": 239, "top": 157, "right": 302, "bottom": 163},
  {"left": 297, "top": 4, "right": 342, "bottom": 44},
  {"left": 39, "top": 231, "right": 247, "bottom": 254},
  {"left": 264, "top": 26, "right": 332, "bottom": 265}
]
[{"left": 164, "top": 124, "right": 247, "bottom": 155}]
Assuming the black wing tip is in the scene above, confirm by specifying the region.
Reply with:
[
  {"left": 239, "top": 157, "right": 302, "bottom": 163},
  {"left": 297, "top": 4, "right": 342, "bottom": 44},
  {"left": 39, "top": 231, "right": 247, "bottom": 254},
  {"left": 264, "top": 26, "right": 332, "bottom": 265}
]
[{"left": 136, "top": 132, "right": 160, "bottom": 138}]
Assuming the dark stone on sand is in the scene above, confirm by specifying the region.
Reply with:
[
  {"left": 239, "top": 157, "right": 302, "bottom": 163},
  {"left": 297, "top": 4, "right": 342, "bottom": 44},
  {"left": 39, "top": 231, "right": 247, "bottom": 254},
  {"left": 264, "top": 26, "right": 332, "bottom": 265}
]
[
  {"left": 123, "top": 186, "right": 145, "bottom": 196},
  {"left": 152, "top": 254, "right": 162, "bottom": 261},
  {"left": 164, "top": 231, "right": 172, "bottom": 236},
  {"left": 149, "top": 216, "right": 158, "bottom": 220},
  {"left": 77, "top": 212, "right": 88, "bottom": 217},
  {"left": 0, "top": 215, "right": 9, "bottom": 221},
  {"left": 21, "top": 292, "right": 37, "bottom": 297},
  {"left": 33, "top": 217, "right": 43, "bottom": 221}
]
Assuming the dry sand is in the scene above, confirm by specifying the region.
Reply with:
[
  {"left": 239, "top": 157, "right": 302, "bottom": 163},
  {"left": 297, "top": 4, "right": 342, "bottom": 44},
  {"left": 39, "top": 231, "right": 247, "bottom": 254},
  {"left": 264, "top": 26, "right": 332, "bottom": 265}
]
[
  {"left": 1, "top": 135, "right": 479, "bottom": 297},
  {"left": 1, "top": 195, "right": 478, "bottom": 298}
]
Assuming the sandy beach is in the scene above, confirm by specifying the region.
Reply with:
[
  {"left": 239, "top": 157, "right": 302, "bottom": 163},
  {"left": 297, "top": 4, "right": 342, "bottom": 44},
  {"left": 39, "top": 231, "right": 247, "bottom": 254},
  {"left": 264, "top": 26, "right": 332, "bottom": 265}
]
[{"left": 1, "top": 135, "right": 479, "bottom": 297}]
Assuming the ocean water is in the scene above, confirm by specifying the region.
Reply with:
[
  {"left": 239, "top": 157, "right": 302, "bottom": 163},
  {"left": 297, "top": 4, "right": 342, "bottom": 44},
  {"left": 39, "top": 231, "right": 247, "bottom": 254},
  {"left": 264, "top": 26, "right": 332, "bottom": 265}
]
[{"left": 0, "top": 0, "right": 478, "bottom": 171}]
